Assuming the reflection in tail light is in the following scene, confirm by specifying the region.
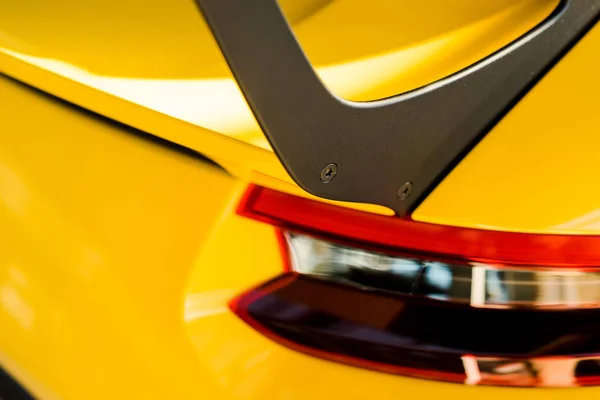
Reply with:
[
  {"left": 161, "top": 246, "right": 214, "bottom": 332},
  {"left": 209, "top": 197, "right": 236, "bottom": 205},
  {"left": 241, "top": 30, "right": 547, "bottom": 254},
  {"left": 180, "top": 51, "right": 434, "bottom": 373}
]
[
  {"left": 285, "top": 232, "right": 600, "bottom": 309},
  {"left": 234, "top": 185, "right": 600, "bottom": 387}
]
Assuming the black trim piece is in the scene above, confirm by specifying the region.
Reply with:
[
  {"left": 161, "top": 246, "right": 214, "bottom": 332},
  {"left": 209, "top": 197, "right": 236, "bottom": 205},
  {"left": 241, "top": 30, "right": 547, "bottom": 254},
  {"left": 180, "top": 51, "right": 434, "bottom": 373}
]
[
  {"left": 0, "top": 367, "right": 35, "bottom": 400},
  {"left": 237, "top": 274, "right": 600, "bottom": 386},
  {"left": 250, "top": 274, "right": 600, "bottom": 357},
  {"left": 196, "top": 0, "right": 600, "bottom": 215},
  {"left": 0, "top": 73, "right": 226, "bottom": 173}
]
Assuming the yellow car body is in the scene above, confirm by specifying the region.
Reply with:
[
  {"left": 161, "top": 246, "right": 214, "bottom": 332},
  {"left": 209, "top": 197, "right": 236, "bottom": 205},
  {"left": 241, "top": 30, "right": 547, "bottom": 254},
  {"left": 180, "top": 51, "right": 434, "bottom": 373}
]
[{"left": 1, "top": 0, "right": 600, "bottom": 398}]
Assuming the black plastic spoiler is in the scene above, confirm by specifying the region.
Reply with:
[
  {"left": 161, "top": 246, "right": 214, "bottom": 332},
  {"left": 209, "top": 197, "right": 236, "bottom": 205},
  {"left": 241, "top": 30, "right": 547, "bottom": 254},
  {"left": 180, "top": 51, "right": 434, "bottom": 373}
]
[{"left": 195, "top": 0, "right": 600, "bottom": 216}]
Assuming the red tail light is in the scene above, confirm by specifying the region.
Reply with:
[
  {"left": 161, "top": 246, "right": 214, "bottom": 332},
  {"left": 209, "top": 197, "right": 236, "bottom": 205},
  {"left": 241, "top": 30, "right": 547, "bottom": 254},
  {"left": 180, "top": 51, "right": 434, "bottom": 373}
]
[{"left": 234, "top": 185, "right": 600, "bottom": 387}]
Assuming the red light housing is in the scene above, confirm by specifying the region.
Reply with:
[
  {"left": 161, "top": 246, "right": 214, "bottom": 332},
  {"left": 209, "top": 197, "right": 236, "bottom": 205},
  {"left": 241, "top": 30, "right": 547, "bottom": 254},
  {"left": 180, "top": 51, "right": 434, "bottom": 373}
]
[
  {"left": 238, "top": 185, "right": 600, "bottom": 268},
  {"left": 233, "top": 185, "right": 600, "bottom": 387}
]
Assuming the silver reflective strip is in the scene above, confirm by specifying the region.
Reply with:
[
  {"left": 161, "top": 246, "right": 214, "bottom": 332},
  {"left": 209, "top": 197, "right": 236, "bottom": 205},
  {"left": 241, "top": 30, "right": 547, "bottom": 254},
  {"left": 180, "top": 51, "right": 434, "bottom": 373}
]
[
  {"left": 462, "top": 354, "right": 600, "bottom": 387},
  {"left": 285, "top": 231, "right": 600, "bottom": 309}
]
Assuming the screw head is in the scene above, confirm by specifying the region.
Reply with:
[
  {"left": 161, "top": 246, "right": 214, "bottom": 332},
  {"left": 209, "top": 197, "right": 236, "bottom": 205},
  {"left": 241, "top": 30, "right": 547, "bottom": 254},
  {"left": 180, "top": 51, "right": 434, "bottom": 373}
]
[
  {"left": 398, "top": 181, "right": 413, "bottom": 201},
  {"left": 320, "top": 163, "right": 338, "bottom": 183}
]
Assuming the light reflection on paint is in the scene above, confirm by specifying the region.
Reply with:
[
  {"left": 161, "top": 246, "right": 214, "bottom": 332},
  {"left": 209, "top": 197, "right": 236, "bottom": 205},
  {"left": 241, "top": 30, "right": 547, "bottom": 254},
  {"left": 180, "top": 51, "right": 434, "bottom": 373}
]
[
  {"left": 0, "top": 34, "right": 450, "bottom": 151},
  {"left": 552, "top": 210, "right": 600, "bottom": 231},
  {"left": 184, "top": 289, "right": 235, "bottom": 321},
  {"left": 0, "top": 267, "right": 34, "bottom": 330},
  {"left": 0, "top": 162, "right": 28, "bottom": 216}
]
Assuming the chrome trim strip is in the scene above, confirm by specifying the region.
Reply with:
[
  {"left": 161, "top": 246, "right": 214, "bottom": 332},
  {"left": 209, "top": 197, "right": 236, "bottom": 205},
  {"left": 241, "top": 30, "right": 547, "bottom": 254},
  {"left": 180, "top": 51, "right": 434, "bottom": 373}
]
[{"left": 463, "top": 355, "right": 600, "bottom": 387}]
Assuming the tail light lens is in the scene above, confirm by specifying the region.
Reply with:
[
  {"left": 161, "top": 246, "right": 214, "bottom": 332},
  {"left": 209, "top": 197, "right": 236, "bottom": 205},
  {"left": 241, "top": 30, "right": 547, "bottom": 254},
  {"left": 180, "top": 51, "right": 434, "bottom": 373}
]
[
  {"left": 234, "top": 185, "right": 600, "bottom": 387},
  {"left": 285, "top": 232, "right": 600, "bottom": 309}
]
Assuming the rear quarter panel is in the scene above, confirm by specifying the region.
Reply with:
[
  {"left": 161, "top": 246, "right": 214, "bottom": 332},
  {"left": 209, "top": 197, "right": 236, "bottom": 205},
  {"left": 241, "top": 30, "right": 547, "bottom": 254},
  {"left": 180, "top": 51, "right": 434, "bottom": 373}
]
[{"left": 0, "top": 75, "right": 598, "bottom": 400}]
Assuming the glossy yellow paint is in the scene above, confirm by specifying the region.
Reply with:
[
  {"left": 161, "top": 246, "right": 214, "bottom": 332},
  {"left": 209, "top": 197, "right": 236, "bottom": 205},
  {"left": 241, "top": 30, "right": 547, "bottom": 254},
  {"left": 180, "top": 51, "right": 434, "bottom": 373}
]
[
  {"left": 0, "top": 75, "right": 242, "bottom": 399},
  {"left": 0, "top": 0, "right": 557, "bottom": 219},
  {"left": 3, "top": 2, "right": 600, "bottom": 397},
  {"left": 413, "top": 23, "right": 600, "bottom": 235},
  {"left": 290, "top": 0, "right": 558, "bottom": 100},
  {"left": 3, "top": 74, "right": 600, "bottom": 400}
]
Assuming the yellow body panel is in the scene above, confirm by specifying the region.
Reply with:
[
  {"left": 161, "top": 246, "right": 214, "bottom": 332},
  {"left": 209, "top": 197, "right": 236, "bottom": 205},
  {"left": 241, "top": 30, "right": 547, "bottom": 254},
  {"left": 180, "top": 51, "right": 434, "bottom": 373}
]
[
  {"left": 413, "top": 23, "right": 600, "bottom": 234},
  {"left": 2, "top": 74, "right": 599, "bottom": 400},
  {"left": 2, "top": 1, "right": 600, "bottom": 398},
  {"left": 0, "top": 0, "right": 556, "bottom": 218}
]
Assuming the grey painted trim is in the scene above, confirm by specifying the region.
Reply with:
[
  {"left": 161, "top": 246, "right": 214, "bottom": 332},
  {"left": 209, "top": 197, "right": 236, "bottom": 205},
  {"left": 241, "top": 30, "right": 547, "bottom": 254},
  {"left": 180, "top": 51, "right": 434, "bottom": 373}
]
[{"left": 195, "top": 0, "right": 600, "bottom": 215}]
